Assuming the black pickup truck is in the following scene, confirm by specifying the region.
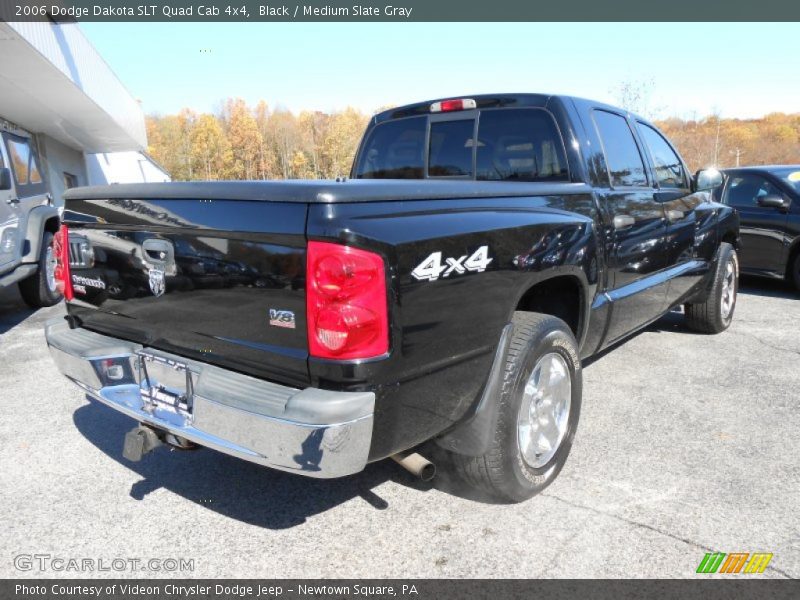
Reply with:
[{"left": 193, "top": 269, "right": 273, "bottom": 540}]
[{"left": 45, "top": 94, "right": 739, "bottom": 502}]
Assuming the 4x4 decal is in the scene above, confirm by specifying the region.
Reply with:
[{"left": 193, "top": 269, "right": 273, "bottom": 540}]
[{"left": 411, "top": 246, "right": 493, "bottom": 281}]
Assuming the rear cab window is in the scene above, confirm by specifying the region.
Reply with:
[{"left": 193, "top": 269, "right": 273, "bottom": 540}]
[
  {"left": 355, "top": 116, "right": 426, "bottom": 179},
  {"left": 354, "top": 108, "right": 569, "bottom": 182},
  {"left": 429, "top": 119, "right": 474, "bottom": 177}
]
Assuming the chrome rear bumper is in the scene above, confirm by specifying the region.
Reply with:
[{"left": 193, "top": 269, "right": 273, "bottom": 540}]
[{"left": 45, "top": 318, "right": 374, "bottom": 478}]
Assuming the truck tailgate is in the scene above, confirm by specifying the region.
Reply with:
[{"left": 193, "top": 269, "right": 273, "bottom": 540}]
[{"left": 63, "top": 197, "right": 310, "bottom": 387}]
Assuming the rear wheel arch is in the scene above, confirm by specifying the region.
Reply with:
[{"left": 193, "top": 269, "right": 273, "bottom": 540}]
[
  {"left": 511, "top": 272, "right": 588, "bottom": 346},
  {"left": 44, "top": 216, "right": 60, "bottom": 234}
]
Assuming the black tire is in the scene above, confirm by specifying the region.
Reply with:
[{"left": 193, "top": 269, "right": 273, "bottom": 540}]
[
  {"left": 449, "top": 312, "right": 582, "bottom": 503},
  {"left": 684, "top": 243, "right": 738, "bottom": 334},
  {"left": 18, "top": 230, "right": 62, "bottom": 308}
]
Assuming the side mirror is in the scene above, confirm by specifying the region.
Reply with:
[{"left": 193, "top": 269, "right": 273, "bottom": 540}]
[
  {"left": 693, "top": 168, "right": 724, "bottom": 192},
  {"left": 0, "top": 167, "right": 12, "bottom": 191},
  {"left": 757, "top": 194, "right": 790, "bottom": 210}
]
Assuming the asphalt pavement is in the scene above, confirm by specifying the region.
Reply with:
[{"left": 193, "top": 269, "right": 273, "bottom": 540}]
[{"left": 1, "top": 277, "right": 798, "bottom": 579}]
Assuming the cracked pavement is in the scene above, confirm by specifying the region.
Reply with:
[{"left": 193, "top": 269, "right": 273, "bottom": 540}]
[{"left": 1, "top": 276, "right": 798, "bottom": 578}]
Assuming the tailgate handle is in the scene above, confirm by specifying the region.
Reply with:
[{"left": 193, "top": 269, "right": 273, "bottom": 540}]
[{"left": 142, "top": 238, "right": 174, "bottom": 266}]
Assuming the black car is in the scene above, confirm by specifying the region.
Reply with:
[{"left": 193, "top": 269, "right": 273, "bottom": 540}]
[{"left": 716, "top": 166, "right": 800, "bottom": 289}]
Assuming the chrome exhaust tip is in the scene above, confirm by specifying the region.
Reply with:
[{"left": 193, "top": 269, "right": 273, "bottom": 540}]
[{"left": 391, "top": 451, "right": 436, "bottom": 482}]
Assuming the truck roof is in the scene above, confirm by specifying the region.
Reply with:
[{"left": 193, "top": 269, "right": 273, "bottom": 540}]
[
  {"left": 372, "top": 92, "right": 645, "bottom": 123},
  {"left": 63, "top": 179, "right": 590, "bottom": 204}
]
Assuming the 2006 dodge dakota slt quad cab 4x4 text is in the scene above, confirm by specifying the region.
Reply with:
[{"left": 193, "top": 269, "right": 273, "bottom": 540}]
[{"left": 45, "top": 94, "right": 739, "bottom": 502}]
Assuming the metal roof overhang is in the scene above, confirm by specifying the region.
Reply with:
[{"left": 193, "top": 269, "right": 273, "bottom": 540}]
[{"left": 0, "top": 22, "right": 146, "bottom": 152}]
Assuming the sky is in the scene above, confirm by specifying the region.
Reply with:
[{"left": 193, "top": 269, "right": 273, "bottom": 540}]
[{"left": 80, "top": 22, "right": 799, "bottom": 120}]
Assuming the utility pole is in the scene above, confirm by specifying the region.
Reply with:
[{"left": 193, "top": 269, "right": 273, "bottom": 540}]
[{"left": 730, "top": 148, "right": 743, "bottom": 167}]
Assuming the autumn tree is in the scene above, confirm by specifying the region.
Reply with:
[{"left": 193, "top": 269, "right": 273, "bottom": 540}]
[
  {"left": 320, "top": 107, "right": 368, "bottom": 178},
  {"left": 265, "top": 109, "right": 299, "bottom": 179},
  {"left": 190, "top": 114, "right": 231, "bottom": 180},
  {"left": 221, "top": 98, "right": 262, "bottom": 180},
  {"left": 146, "top": 108, "right": 196, "bottom": 180}
]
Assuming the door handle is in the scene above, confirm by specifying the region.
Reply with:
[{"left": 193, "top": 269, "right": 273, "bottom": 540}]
[
  {"left": 5, "top": 197, "right": 19, "bottom": 206},
  {"left": 613, "top": 215, "right": 635, "bottom": 229},
  {"left": 142, "top": 238, "right": 174, "bottom": 266},
  {"left": 666, "top": 209, "right": 684, "bottom": 222}
]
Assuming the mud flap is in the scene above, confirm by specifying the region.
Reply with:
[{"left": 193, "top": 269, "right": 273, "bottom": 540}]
[{"left": 435, "top": 323, "right": 513, "bottom": 456}]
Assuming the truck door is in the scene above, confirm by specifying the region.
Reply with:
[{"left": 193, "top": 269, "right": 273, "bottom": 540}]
[
  {"left": 591, "top": 109, "right": 668, "bottom": 343},
  {"left": 635, "top": 121, "right": 703, "bottom": 306}
]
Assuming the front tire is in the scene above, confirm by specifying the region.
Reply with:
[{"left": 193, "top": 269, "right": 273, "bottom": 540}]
[
  {"left": 684, "top": 242, "right": 738, "bottom": 334},
  {"left": 18, "top": 230, "right": 62, "bottom": 308},
  {"left": 449, "top": 312, "right": 582, "bottom": 503}
]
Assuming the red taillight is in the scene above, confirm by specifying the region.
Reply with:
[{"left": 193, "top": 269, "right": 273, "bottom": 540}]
[
  {"left": 53, "top": 224, "right": 73, "bottom": 301},
  {"left": 430, "top": 98, "right": 477, "bottom": 113},
  {"left": 307, "top": 241, "right": 388, "bottom": 360}
]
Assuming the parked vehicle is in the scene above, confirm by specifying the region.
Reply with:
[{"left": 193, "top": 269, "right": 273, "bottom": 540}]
[
  {"left": 45, "top": 94, "right": 738, "bottom": 502},
  {"left": 0, "top": 121, "right": 61, "bottom": 307},
  {"left": 715, "top": 166, "right": 800, "bottom": 290}
]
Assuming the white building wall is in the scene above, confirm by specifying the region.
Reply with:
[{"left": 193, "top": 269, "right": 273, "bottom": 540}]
[
  {"left": 36, "top": 134, "right": 88, "bottom": 208},
  {"left": 86, "top": 152, "right": 170, "bottom": 186}
]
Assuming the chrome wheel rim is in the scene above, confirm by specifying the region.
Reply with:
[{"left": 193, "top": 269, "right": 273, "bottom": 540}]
[
  {"left": 720, "top": 259, "right": 736, "bottom": 320},
  {"left": 45, "top": 244, "right": 57, "bottom": 293},
  {"left": 517, "top": 352, "right": 572, "bottom": 469}
]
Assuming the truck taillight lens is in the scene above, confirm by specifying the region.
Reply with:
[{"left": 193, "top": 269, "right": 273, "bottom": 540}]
[
  {"left": 53, "top": 224, "right": 73, "bottom": 301},
  {"left": 307, "top": 241, "right": 388, "bottom": 360}
]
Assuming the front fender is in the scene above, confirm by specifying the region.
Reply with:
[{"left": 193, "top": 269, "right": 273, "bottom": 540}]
[{"left": 21, "top": 205, "right": 60, "bottom": 263}]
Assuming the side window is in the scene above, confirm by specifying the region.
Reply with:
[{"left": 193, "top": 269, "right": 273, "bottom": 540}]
[
  {"left": 592, "top": 110, "right": 648, "bottom": 187},
  {"left": 3, "top": 134, "right": 45, "bottom": 194},
  {"left": 726, "top": 174, "right": 782, "bottom": 208},
  {"left": 64, "top": 172, "right": 79, "bottom": 189},
  {"left": 7, "top": 138, "right": 31, "bottom": 184},
  {"left": 638, "top": 123, "right": 687, "bottom": 189},
  {"left": 29, "top": 154, "right": 42, "bottom": 184},
  {"left": 475, "top": 109, "right": 569, "bottom": 181},
  {"left": 428, "top": 119, "right": 474, "bottom": 177},
  {"left": 354, "top": 116, "right": 426, "bottom": 179}
]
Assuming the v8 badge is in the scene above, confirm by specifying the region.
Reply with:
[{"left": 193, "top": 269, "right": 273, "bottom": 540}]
[
  {"left": 411, "top": 246, "right": 493, "bottom": 281},
  {"left": 269, "top": 309, "right": 296, "bottom": 329}
]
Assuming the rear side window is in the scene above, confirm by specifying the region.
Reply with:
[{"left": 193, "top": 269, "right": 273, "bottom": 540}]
[
  {"left": 429, "top": 120, "right": 474, "bottom": 177},
  {"left": 592, "top": 110, "right": 648, "bottom": 187},
  {"left": 476, "top": 110, "right": 568, "bottom": 181},
  {"left": 355, "top": 116, "right": 426, "bottom": 179},
  {"left": 638, "top": 123, "right": 687, "bottom": 189}
]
